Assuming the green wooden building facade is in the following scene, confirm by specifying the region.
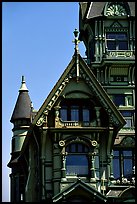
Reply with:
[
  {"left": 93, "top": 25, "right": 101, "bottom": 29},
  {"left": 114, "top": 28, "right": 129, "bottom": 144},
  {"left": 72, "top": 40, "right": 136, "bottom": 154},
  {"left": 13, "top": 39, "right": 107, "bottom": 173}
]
[{"left": 8, "top": 2, "right": 135, "bottom": 203}]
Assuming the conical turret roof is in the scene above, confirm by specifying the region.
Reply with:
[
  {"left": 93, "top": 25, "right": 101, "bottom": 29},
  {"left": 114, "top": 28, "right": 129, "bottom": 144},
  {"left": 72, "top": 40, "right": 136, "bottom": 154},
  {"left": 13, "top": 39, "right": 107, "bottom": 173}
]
[{"left": 10, "top": 76, "right": 32, "bottom": 123}]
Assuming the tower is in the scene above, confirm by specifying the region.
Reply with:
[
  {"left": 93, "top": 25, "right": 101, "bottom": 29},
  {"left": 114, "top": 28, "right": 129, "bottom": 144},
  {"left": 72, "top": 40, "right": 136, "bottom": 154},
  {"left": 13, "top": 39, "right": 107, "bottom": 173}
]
[
  {"left": 8, "top": 76, "right": 32, "bottom": 202},
  {"left": 79, "top": 2, "right": 135, "bottom": 201}
]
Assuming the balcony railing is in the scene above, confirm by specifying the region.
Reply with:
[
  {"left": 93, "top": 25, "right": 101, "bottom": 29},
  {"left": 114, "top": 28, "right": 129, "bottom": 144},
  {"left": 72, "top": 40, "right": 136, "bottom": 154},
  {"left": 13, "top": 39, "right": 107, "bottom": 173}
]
[
  {"left": 106, "top": 50, "right": 135, "bottom": 58},
  {"left": 55, "top": 118, "right": 97, "bottom": 128}
]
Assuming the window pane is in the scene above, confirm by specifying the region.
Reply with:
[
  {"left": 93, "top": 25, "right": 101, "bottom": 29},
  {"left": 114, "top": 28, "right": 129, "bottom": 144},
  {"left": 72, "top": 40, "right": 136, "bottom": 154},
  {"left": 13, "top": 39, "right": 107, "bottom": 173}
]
[
  {"left": 107, "top": 33, "right": 116, "bottom": 39},
  {"left": 119, "top": 41, "right": 128, "bottom": 50},
  {"left": 60, "top": 108, "right": 67, "bottom": 121},
  {"left": 123, "top": 151, "right": 132, "bottom": 156},
  {"left": 113, "top": 150, "right": 119, "bottom": 157},
  {"left": 124, "top": 119, "right": 132, "bottom": 128},
  {"left": 107, "top": 41, "right": 116, "bottom": 50},
  {"left": 70, "top": 144, "right": 76, "bottom": 152},
  {"left": 107, "top": 33, "right": 127, "bottom": 40},
  {"left": 113, "top": 158, "right": 120, "bottom": 179},
  {"left": 121, "top": 111, "right": 132, "bottom": 117},
  {"left": 124, "top": 159, "right": 132, "bottom": 178},
  {"left": 116, "top": 33, "right": 127, "bottom": 40},
  {"left": 77, "top": 144, "right": 83, "bottom": 152},
  {"left": 71, "top": 106, "right": 79, "bottom": 121},
  {"left": 66, "top": 155, "right": 88, "bottom": 175},
  {"left": 83, "top": 109, "right": 90, "bottom": 122},
  {"left": 113, "top": 95, "right": 125, "bottom": 106}
]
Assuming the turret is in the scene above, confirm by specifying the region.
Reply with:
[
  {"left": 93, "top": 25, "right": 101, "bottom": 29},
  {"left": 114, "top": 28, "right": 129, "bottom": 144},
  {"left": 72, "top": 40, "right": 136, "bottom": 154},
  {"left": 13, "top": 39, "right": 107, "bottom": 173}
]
[{"left": 8, "top": 75, "right": 32, "bottom": 166}]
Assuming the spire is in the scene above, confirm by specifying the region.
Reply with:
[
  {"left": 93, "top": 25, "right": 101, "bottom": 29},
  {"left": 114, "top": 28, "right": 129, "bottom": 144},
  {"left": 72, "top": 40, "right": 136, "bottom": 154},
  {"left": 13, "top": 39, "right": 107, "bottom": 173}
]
[
  {"left": 10, "top": 76, "right": 32, "bottom": 123},
  {"left": 19, "top": 76, "right": 28, "bottom": 92},
  {"left": 73, "top": 29, "right": 80, "bottom": 81}
]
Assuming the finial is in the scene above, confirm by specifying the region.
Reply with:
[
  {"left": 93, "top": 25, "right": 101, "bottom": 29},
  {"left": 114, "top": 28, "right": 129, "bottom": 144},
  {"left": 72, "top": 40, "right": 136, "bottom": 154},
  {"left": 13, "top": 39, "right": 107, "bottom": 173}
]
[
  {"left": 73, "top": 28, "right": 79, "bottom": 38},
  {"left": 73, "top": 28, "right": 80, "bottom": 54},
  {"left": 19, "top": 75, "right": 28, "bottom": 92},
  {"left": 72, "top": 29, "right": 80, "bottom": 82},
  {"left": 22, "top": 75, "right": 25, "bottom": 83}
]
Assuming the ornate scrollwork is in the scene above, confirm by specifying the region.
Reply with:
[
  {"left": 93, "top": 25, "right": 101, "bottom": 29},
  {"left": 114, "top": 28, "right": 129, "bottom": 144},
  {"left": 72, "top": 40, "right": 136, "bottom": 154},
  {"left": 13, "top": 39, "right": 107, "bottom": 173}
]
[
  {"left": 106, "top": 3, "right": 127, "bottom": 16},
  {"left": 36, "top": 114, "right": 46, "bottom": 126}
]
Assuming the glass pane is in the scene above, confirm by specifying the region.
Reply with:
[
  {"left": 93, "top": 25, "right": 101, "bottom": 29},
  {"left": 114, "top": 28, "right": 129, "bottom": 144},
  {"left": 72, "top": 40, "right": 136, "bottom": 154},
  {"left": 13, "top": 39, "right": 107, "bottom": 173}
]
[
  {"left": 70, "top": 144, "right": 76, "bottom": 152},
  {"left": 123, "top": 151, "right": 132, "bottom": 156},
  {"left": 124, "top": 119, "right": 132, "bottom": 127},
  {"left": 83, "top": 109, "right": 90, "bottom": 121},
  {"left": 113, "top": 150, "right": 119, "bottom": 157},
  {"left": 116, "top": 33, "right": 127, "bottom": 40},
  {"left": 113, "top": 95, "right": 125, "bottom": 106},
  {"left": 60, "top": 108, "right": 67, "bottom": 121},
  {"left": 119, "top": 41, "right": 128, "bottom": 50},
  {"left": 121, "top": 111, "right": 132, "bottom": 117},
  {"left": 113, "top": 158, "right": 120, "bottom": 179},
  {"left": 66, "top": 155, "right": 88, "bottom": 175},
  {"left": 107, "top": 33, "right": 127, "bottom": 40},
  {"left": 107, "top": 41, "right": 116, "bottom": 50},
  {"left": 71, "top": 106, "right": 79, "bottom": 121},
  {"left": 77, "top": 144, "right": 83, "bottom": 152},
  {"left": 107, "top": 33, "right": 116, "bottom": 39},
  {"left": 124, "top": 159, "right": 132, "bottom": 178}
]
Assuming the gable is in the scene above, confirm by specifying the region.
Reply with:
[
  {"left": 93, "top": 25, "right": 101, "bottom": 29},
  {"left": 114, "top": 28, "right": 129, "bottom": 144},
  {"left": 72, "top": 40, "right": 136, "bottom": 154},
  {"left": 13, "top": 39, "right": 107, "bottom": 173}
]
[
  {"left": 52, "top": 179, "right": 107, "bottom": 202},
  {"left": 33, "top": 54, "right": 125, "bottom": 130}
]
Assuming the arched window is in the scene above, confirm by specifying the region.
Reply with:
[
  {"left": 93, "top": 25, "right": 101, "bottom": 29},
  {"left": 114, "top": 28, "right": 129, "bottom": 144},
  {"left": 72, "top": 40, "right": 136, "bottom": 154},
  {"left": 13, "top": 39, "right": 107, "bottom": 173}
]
[{"left": 66, "top": 143, "right": 89, "bottom": 176}]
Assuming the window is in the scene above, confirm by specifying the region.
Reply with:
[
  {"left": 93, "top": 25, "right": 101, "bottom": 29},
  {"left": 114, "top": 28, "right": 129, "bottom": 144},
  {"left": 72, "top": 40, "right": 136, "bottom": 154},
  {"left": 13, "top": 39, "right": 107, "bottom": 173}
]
[
  {"left": 60, "top": 99, "right": 96, "bottom": 125},
  {"left": 66, "top": 143, "right": 89, "bottom": 176},
  {"left": 110, "top": 95, "right": 133, "bottom": 107},
  {"left": 113, "top": 149, "right": 135, "bottom": 180},
  {"left": 120, "top": 110, "right": 135, "bottom": 128},
  {"left": 106, "top": 32, "right": 128, "bottom": 50}
]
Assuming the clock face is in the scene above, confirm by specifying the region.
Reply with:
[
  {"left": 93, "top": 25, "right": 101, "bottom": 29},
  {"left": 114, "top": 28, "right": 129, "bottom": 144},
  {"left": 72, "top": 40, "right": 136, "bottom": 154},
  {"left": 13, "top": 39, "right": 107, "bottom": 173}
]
[{"left": 106, "top": 4, "right": 127, "bottom": 16}]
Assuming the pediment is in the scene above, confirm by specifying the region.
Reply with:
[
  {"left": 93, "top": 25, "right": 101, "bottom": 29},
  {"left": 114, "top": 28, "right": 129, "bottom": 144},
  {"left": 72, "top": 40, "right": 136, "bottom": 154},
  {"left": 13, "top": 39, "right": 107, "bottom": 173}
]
[
  {"left": 52, "top": 179, "right": 107, "bottom": 202},
  {"left": 33, "top": 54, "right": 125, "bottom": 129}
]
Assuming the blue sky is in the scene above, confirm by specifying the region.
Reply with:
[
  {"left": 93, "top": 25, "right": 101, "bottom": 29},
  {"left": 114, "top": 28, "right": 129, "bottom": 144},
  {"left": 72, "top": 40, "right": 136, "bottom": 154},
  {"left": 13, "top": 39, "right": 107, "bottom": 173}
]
[{"left": 2, "top": 2, "right": 86, "bottom": 201}]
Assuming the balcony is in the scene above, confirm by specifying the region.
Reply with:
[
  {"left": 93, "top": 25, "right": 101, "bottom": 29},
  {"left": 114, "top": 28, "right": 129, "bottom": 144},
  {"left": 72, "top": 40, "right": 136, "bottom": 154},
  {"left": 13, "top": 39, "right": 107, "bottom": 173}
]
[{"left": 55, "top": 118, "right": 97, "bottom": 128}]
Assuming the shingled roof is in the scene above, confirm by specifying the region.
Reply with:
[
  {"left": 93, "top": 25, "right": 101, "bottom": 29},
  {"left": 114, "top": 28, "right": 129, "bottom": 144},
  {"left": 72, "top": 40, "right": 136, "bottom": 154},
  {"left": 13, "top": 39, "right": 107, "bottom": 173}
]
[{"left": 10, "top": 76, "right": 32, "bottom": 123}]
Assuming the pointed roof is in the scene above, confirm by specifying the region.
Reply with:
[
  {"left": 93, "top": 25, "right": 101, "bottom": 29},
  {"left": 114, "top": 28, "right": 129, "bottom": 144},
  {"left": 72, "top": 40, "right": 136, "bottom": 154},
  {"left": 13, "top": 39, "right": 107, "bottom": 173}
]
[{"left": 10, "top": 76, "right": 32, "bottom": 123}]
